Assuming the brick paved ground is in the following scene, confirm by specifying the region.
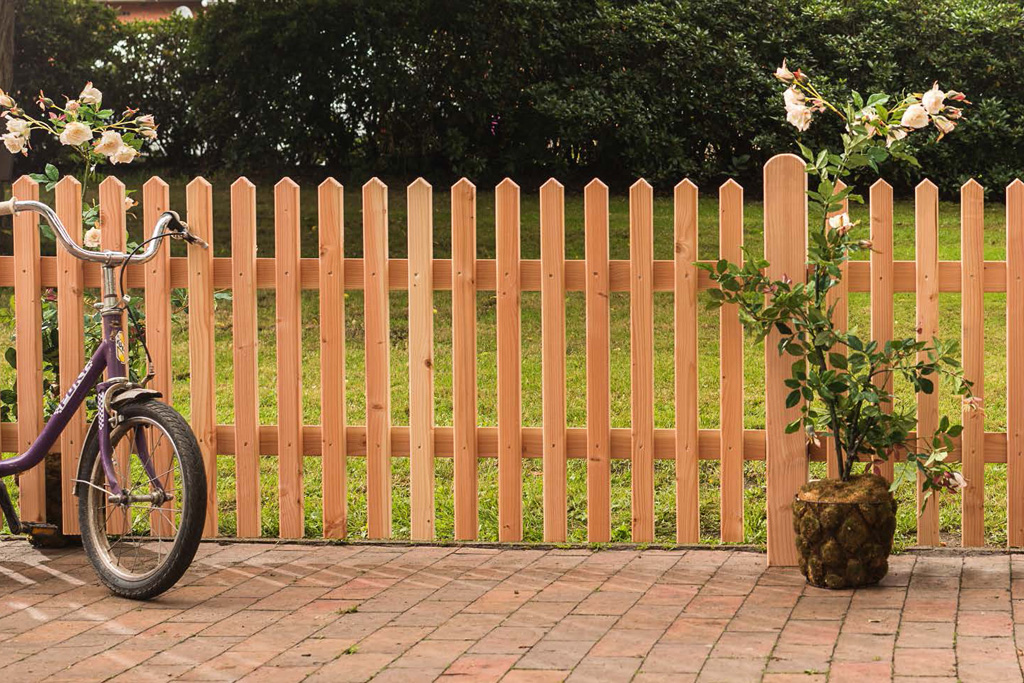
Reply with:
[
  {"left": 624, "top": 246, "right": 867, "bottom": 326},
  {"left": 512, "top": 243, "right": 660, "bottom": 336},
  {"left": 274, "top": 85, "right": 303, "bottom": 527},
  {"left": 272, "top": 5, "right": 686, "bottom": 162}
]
[{"left": 0, "top": 540, "right": 1020, "bottom": 682}]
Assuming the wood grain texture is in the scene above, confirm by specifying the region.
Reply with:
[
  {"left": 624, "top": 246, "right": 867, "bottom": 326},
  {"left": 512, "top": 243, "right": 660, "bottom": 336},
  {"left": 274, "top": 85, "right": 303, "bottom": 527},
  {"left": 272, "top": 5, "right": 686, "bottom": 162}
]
[
  {"left": 916, "top": 180, "right": 940, "bottom": 546},
  {"left": 630, "top": 179, "right": 655, "bottom": 543},
  {"left": 584, "top": 179, "right": 610, "bottom": 543},
  {"left": 870, "top": 180, "right": 895, "bottom": 483},
  {"left": 55, "top": 178, "right": 84, "bottom": 534},
  {"left": 452, "top": 179, "right": 478, "bottom": 540},
  {"left": 719, "top": 179, "right": 744, "bottom": 542},
  {"left": 186, "top": 178, "right": 218, "bottom": 537},
  {"left": 142, "top": 177, "right": 174, "bottom": 537},
  {"left": 319, "top": 179, "right": 347, "bottom": 539},
  {"left": 100, "top": 177, "right": 129, "bottom": 535},
  {"left": 231, "top": 178, "right": 261, "bottom": 538},
  {"left": 496, "top": 179, "right": 523, "bottom": 542},
  {"left": 13, "top": 176, "right": 44, "bottom": 523},
  {"left": 674, "top": 179, "right": 699, "bottom": 544},
  {"left": 540, "top": 179, "right": 567, "bottom": 542},
  {"left": 1009, "top": 179, "right": 1024, "bottom": 546},
  {"left": 961, "top": 179, "right": 985, "bottom": 547},
  {"left": 824, "top": 181, "right": 849, "bottom": 479},
  {"left": 764, "top": 154, "right": 808, "bottom": 567},
  {"left": 363, "top": 178, "right": 392, "bottom": 539},
  {"left": 407, "top": 179, "right": 434, "bottom": 541}
]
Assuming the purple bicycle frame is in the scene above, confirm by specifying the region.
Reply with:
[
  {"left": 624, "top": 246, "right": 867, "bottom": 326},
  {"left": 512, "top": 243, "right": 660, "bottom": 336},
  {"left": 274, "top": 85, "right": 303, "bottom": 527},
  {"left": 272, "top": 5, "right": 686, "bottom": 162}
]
[{"left": 0, "top": 310, "right": 158, "bottom": 496}]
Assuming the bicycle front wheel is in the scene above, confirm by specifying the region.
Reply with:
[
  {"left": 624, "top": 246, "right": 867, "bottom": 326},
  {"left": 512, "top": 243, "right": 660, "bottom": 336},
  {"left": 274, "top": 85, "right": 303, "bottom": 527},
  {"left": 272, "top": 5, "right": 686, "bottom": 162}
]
[{"left": 78, "top": 400, "right": 206, "bottom": 600}]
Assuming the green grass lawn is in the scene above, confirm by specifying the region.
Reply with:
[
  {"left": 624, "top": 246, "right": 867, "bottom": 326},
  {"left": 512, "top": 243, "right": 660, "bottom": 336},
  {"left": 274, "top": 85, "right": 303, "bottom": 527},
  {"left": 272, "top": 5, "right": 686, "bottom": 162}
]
[{"left": 1, "top": 172, "right": 1014, "bottom": 549}]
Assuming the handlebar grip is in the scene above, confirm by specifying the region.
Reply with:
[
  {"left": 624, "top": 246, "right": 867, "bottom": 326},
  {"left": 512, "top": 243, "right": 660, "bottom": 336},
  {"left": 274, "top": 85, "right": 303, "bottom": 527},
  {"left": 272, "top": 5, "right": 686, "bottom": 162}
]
[{"left": 0, "top": 198, "right": 17, "bottom": 217}]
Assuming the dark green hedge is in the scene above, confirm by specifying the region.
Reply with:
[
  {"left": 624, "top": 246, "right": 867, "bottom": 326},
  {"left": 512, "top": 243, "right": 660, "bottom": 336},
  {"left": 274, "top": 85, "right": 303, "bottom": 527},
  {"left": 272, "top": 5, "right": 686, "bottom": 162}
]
[{"left": 10, "top": 0, "right": 1024, "bottom": 193}]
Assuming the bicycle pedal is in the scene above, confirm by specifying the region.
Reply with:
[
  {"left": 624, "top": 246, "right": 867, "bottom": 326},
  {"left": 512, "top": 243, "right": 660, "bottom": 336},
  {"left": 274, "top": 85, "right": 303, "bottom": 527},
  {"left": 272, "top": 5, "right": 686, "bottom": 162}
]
[{"left": 23, "top": 523, "right": 65, "bottom": 549}]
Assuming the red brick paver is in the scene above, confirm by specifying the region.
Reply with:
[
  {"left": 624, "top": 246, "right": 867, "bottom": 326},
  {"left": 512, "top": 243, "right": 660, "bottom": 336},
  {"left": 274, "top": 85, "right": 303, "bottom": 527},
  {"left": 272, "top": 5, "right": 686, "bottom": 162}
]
[{"left": 0, "top": 541, "right": 1023, "bottom": 681}]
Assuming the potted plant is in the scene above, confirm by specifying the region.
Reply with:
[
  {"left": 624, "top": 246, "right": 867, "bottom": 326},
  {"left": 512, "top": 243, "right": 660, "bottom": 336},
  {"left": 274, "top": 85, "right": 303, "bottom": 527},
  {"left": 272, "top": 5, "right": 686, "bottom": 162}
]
[{"left": 701, "top": 62, "right": 978, "bottom": 589}]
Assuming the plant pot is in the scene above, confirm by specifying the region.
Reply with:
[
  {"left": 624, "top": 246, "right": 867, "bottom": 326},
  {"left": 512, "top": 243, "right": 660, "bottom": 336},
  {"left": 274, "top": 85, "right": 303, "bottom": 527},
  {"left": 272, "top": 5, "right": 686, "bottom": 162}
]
[{"left": 792, "top": 473, "right": 897, "bottom": 589}]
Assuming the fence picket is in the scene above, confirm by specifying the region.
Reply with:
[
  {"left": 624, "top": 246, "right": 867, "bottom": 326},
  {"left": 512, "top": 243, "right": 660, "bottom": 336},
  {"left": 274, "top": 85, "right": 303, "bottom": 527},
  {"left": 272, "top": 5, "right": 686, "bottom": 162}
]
[
  {"left": 364, "top": 178, "right": 392, "bottom": 538},
  {"left": 1009, "top": 179, "right": 1024, "bottom": 547},
  {"left": 452, "top": 179, "right": 478, "bottom": 540},
  {"left": 630, "top": 179, "right": 655, "bottom": 543},
  {"left": 231, "top": 178, "right": 261, "bottom": 538},
  {"left": 497, "top": 179, "right": 523, "bottom": 542},
  {"left": 186, "top": 178, "right": 217, "bottom": 537},
  {"left": 319, "top": 179, "right": 347, "bottom": 539},
  {"left": 541, "top": 179, "right": 567, "bottom": 542},
  {"left": 275, "top": 179, "right": 304, "bottom": 538},
  {"left": 674, "top": 179, "right": 699, "bottom": 544},
  {"left": 916, "top": 179, "right": 940, "bottom": 546},
  {"left": 961, "top": 179, "right": 985, "bottom": 547},
  {"left": 585, "top": 179, "right": 610, "bottom": 543},
  {"left": 143, "top": 177, "right": 174, "bottom": 537},
  {"left": 408, "top": 179, "right": 434, "bottom": 540},
  {"left": 719, "top": 179, "right": 744, "bottom": 542},
  {"left": 100, "top": 177, "right": 129, "bottom": 535},
  {"left": 870, "top": 180, "right": 895, "bottom": 483},
  {"left": 825, "top": 181, "right": 849, "bottom": 479},
  {"left": 764, "top": 155, "right": 808, "bottom": 567},
  {"left": 13, "top": 176, "right": 44, "bottom": 524}
]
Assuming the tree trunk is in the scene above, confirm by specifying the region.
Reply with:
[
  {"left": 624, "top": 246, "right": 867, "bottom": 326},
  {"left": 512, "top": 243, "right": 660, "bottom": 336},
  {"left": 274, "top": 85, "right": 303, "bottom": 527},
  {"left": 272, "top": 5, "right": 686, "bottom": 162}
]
[{"left": 0, "top": 0, "right": 15, "bottom": 186}]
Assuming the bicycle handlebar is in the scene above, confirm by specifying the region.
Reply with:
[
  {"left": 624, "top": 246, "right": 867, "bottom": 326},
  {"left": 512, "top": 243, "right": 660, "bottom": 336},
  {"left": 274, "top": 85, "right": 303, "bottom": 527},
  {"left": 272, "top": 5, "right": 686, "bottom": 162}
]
[{"left": 0, "top": 197, "right": 206, "bottom": 265}]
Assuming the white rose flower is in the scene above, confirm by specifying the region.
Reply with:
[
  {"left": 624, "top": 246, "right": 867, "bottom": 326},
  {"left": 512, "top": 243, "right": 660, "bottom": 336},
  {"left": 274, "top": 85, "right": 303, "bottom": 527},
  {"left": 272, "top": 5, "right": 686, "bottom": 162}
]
[
  {"left": 900, "top": 103, "right": 929, "bottom": 129},
  {"left": 934, "top": 117, "right": 956, "bottom": 135},
  {"left": 93, "top": 130, "right": 123, "bottom": 157},
  {"left": 886, "top": 128, "right": 908, "bottom": 148},
  {"left": 59, "top": 121, "right": 93, "bottom": 146},
  {"left": 775, "top": 59, "right": 795, "bottom": 83},
  {"left": 6, "top": 118, "right": 29, "bottom": 136},
  {"left": 951, "top": 471, "right": 967, "bottom": 490},
  {"left": 79, "top": 82, "right": 102, "bottom": 106},
  {"left": 786, "top": 105, "right": 812, "bottom": 132},
  {"left": 784, "top": 86, "right": 804, "bottom": 109},
  {"left": 141, "top": 127, "right": 158, "bottom": 140},
  {"left": 137, "top": 114, "right": 155, "bottom": 129},
  {"left": 922, "top": 82, "right": 945, "bottom": 115},
  {"left": 110, "top": 144, "right": 139, "bottom": 164},
  {"left": 83, "top": 227, "right": 101, "bottom": 249},
  {"left": 828, "top": 213, "right": 853, "bottom": 232},
  {"left": 2, "top": 133, "right": 26, "bottom": 154},
  {"left": 0, "top": 89, "right": 13, "bottom": 108}
]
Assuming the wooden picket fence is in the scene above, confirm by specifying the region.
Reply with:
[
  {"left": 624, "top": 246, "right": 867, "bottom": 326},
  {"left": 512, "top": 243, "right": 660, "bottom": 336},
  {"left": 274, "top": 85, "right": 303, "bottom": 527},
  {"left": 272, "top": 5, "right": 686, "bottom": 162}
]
[{"left": 4, "top": 152, "right": 1024, "bottom": 565}]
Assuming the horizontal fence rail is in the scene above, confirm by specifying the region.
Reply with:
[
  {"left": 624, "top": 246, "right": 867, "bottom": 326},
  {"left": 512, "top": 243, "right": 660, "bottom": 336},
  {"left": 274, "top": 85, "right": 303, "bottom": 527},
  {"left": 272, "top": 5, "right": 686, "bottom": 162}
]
[{"left": 2, "top": 154, "right": 1022, "bottom": 564}]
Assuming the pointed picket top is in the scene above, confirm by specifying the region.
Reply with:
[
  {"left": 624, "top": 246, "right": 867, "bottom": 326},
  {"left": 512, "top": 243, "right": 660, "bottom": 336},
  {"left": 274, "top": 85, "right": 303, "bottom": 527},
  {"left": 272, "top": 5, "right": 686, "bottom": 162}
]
[
  {"left": 452, "top": 177, "right": 476, "bottom": 193},
  {"left": 720, "top": 178, "right": 742, "bottom": 193},
  {"left": 585, "top": 178, "right": 607, "bottom": 193},
  {"left": 99, "top": 175, "right": 125, "bottom": 193},
  {"left": 407, "top": 177, "right": 430, "bottom": 192},
  {"left": 231, "top": 176, "right": 255, "bottom": 192},
  {"left": 274, "top": 177, "right": 298, "bottom": 192},
  {"left": 675, "top": 178, "right": 697, "bottom": 193},
  {"left": 363, "top": 177, "right": 386, "bottom": 192},
  {"left": 497, "top": 177, "right": 520, "bottom": 192},
  {"left": 55, "top": 175, "right": 81, "bottom": 192},
  {"left": 870, "top": 178, "right": 892, "bottom": 193},
  {"left": 318, "top": 177, "right": 342, "bottom": 192},
  {"left": 1008, "top": 178, "right": 1024, "bottom": 193},
  {"left": 631, "top": 178, "right": 652, "bottom": 192},
  {"left": 14, "top": 174, "right": 38, "bottom": 189},
  {"left": 184, "top": 176, "right": 210, "bottom": 193},
  {"left": 540, "top": 177, "right": 563, "bottom": 193},
  {"left": 143, "top": 176, "right": 168, "bottom": 195},
  {"left": 916, "top": 178, "right": 937, "bottom": 193},
  {"left": 961, "top": 178, "right": 984, "bottom": 195}
]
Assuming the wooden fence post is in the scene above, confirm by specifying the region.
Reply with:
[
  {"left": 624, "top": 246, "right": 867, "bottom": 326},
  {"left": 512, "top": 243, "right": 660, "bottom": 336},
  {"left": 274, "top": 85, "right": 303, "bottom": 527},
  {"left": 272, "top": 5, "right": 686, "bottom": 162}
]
[
  {"left": 961, "top": 179, "right": 985, "bottom": 546},
  {"left": 1009, "top": 179, "right": 1024, "bottom": 547},
  {"left": 585, "top": 179, "right": 610, "bottom": 543},
  {"left": 674, "top": 179, "right": 699, "bottom": 544},
  {"left": 915, "top": 180, "right": 940, "bottom": 546},
  {"left": 630, "top": 179, "right": 654, "bottom": 543},
  {"left": 870, "top": 180, "right": 894, "bottom": 483},
  {"left": 408, "top": 178, "right": 434, "bottom": 541},
  {"left": 540, "top": 179, "right": 566, "bottom": 542},
  {"left": 452, "top": 179, "right": 478, "bottom": 541},
  {"left": 764, "top": 154, "right": 807, "bottom": 567},
  {"left": 13, "top": 175, "right": 43, "bottom": 524},
  {"left": 186, "top": 177, "right": 217, "bottom": 537},
  {"left": 363, "top": 178, "right": 391, "bottom": 539},
  {"left": 56, "top": 177, "right": 84, "bottom": 534},
  {"left": 497, "top": 178, "right": 523, "bottom": 542},
  {"left": 231, "top": 177, "right": 261, "bottom": 538},
  {"left": 719, "top": 179, "right": 744, "bottom": 542}
]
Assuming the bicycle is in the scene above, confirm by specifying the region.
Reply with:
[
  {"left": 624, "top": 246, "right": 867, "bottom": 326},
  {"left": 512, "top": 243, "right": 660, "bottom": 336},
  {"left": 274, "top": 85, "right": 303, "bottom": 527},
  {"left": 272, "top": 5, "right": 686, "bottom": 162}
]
[{"left": 0, "top": 195, "right": 208, "bottom": 600}]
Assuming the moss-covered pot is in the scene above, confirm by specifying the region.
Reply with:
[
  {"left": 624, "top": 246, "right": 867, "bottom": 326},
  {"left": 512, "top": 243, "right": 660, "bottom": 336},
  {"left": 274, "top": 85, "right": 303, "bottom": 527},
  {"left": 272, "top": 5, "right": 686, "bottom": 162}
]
[{"left": 792, "top": 473, "right": 897, "bottom": 589}]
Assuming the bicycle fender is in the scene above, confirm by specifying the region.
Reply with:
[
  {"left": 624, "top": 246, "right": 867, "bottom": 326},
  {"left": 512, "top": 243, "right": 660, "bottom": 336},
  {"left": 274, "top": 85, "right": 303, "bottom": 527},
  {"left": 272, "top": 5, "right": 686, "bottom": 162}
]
[{"left": 73, "top": 389, "right": 164, "bottom": 498}]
